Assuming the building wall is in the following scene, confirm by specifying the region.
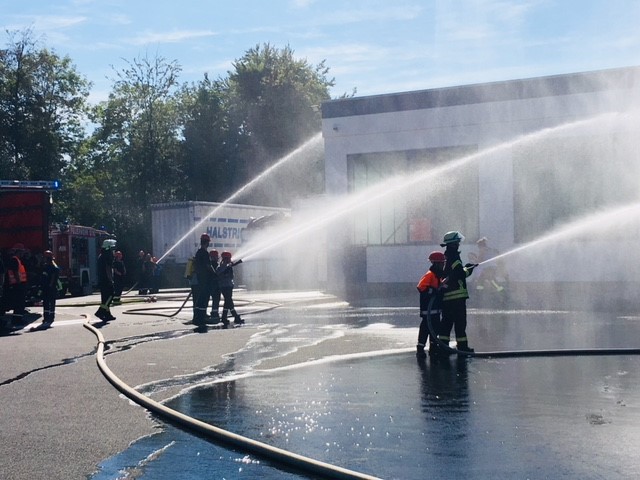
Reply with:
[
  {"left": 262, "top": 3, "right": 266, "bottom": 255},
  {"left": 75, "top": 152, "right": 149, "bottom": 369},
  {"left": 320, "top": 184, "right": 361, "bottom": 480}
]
[{"left": 321, "top": 67, "right": 640, "bottom": 300}]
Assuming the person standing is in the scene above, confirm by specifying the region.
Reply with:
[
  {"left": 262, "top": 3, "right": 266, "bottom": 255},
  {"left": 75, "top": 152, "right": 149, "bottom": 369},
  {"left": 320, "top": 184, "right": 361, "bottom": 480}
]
[
  {"left": 3, "top": 245, "right": 29, "bottom": 324},
  {"left": 438, "top": 231, "right": 476, "bottom": 353},
  {"left": 136, "top": 250, "right": 146, "bottom": 294},
  {"left": 208, "top": 249, "right": 221, "bottom": 323},
  {"left": 39, "top": 250, "right": 60, "bottom": 326},
  {"left": 416, "top": 251, "right": 446, "bottom": 359},
  {"left": 95, "top": 239, "right": 117, "bottom": 321},
  {"left": 112, "top": 250, "right": 126, "bottom": 305},
  {"left": 217, "top": 251, "right": 243, "bottom": 328},
  {"left": 193, "top": 233, "right": 214, "bottom": 325}
]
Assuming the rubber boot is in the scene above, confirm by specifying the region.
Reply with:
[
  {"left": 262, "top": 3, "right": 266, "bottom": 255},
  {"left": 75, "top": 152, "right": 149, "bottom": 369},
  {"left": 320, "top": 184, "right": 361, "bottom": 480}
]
[
  {"left": 416, "top": 344, "right": 427, "bottom": 359},
  {"left": 231, "top": 309, "right": 244, "bottom": 325},
  {"left": 206, "top": 311, "right": 220, "bottom": 325},
  {"left": 221, "top": 309, "right": 230, "bottom": 328},
  {"left": 456, "top": 341, "right": 474, "bottom": 353}
]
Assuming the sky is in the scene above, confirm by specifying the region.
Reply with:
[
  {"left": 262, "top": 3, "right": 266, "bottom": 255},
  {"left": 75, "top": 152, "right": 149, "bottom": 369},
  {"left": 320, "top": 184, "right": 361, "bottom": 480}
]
[{"left": 2, "top": 0, "right": 640, "bottom": 105}]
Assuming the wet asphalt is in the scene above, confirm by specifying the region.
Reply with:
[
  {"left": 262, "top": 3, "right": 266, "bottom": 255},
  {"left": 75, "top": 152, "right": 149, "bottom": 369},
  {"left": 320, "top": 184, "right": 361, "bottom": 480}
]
[{"left": 0, "top": 290, "right": 261, "bottom": 480}]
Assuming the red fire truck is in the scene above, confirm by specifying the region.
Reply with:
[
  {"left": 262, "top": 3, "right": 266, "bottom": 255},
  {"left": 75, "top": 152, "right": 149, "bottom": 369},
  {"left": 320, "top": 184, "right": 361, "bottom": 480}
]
[{"left": 0, "top": 180, "right": 113, "bottom": 297}]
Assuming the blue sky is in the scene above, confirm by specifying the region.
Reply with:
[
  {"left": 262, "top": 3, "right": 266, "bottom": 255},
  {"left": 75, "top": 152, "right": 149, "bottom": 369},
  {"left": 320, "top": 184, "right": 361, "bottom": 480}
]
[{"left": 2, "top": 0, "right": 640, "bottom": 104}]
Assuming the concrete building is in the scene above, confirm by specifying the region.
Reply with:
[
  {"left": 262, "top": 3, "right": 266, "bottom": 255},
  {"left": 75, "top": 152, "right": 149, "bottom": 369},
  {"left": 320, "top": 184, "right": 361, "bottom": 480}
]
[{"left": 320, "top": 66, "right": 640, "bottom": 309}]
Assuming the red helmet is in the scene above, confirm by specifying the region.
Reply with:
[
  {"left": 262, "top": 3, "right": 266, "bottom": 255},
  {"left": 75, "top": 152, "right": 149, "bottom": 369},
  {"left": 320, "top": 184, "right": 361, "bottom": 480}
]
[
  {"left": 209, "top": 249, "right": 219, "bottom": 258},
  {"left": 428, "top": 251, "right": 445, "bottom": 263},
  {"left": 200, "top": 233, "right": 210, "bottom": 243},
  {"left": 221, "top": 251, "right": 232, "bottom": 259}
]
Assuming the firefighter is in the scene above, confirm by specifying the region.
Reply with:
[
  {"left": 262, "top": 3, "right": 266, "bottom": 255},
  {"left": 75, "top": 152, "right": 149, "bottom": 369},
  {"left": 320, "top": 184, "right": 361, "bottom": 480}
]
[
  {"left": 2, "top": 245, "right": 29, "bottom": 323},
  {"left": 217, "top": 251, "right": 243, "bottom": 327},
  {"left": 416, "top": 251, "right": 446, "bottom": 359},
  {"left": 40, "top": 250, "right": 60, "bottom": 326},
  {"left": 439, "top": 231, "right": 476, "bottom": 353},
  {"left": 112, "top": 250, "right": 126, "bottom": 305},
  {"left": 193, "top": 233, "right": 214, "bottom": 325},
  {"left": 95, "top": 239, "right": 117, "bottom": 321},
  {"left": 208, "top": 249, "right": 221, "bottom": 323}
]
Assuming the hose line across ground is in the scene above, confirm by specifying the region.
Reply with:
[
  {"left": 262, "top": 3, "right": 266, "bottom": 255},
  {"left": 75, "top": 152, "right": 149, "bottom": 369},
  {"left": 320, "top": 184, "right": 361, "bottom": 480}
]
[
  {"left": 425, "top": 295, "right": 640, "bottom": 358},
  {"left": 82, "top": 322, "right": 381, "bottom": 480}
]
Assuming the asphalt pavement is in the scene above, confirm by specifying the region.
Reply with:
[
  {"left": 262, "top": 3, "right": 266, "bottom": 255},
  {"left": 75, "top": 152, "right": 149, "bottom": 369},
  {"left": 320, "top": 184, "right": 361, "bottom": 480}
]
[{"left": 0, "top": 289, "right": 259, "bottom": 480}]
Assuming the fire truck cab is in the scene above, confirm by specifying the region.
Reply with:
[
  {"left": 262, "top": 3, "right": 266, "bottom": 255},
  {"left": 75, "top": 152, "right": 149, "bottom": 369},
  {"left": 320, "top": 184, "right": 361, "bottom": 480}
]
[
  {"left": 50, "top": 224, "right": 112, "bottom": 296},
  {"left": 0, "top": 180, "right": 113, "bottom": 298}
]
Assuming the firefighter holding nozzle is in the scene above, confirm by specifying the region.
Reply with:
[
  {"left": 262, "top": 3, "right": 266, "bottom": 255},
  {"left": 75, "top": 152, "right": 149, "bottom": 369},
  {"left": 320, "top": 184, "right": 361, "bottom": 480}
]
[
  {"left": 416, "top": 251, "right": 446, "bottom": 359},
  {"left": 439, "top": 231, "right": 477, "bottom": 353},
  {"left": 216, "top": 251, "right": 244, "bottom": 328}
]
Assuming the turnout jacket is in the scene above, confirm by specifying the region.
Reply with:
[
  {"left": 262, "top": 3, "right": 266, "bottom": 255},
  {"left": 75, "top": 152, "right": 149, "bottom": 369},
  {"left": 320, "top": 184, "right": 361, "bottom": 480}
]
[
  {"left": 417, "top": 267, "right": 442, "bottom": 315},
  {"left": 442, "top": 248, "right": 472, "bottom": 302}
]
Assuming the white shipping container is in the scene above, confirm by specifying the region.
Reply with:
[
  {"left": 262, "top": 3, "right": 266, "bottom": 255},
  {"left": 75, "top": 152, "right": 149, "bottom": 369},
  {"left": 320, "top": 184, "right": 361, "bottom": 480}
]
[{"left": 152, "top": 202, "right": 290, "bottom": 264}]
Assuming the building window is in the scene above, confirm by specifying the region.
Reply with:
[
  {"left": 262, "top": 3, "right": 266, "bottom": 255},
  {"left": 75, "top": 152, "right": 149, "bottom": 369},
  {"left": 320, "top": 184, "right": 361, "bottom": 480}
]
[
  {"left": 347, "top": 145, "right": 479, "bottom": 245},
  {"left": 513, "top": 133, "right": 640, "bottom": 243}
]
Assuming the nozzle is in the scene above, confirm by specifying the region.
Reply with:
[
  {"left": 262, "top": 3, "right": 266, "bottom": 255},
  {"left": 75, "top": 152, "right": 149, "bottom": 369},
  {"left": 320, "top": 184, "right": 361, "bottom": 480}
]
[{"left": 232, "top": 259, "right": 243, "bottom": 266}]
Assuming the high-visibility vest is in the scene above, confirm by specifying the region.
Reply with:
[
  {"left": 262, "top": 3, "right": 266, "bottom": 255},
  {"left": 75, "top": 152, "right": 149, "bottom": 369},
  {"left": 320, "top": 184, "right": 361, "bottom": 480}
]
[{"left": 7, "top": 257, "right": 28, "bottom": 284}]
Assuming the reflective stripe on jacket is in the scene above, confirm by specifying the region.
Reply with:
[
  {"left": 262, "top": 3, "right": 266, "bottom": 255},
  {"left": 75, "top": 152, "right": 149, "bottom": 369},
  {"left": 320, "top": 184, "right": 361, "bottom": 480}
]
[{"left": 442, "top": 257, "right": 471, "bottom": 302}]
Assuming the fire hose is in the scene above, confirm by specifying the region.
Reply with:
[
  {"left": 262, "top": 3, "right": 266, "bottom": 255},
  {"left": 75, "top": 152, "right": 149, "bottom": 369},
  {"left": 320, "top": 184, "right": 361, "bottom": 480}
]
[
  {"left": 425, "top": 295, "right": 640, "bottom": 358},
  {"left": 83, "top": 321, "right": 381, "bottom": 480}
]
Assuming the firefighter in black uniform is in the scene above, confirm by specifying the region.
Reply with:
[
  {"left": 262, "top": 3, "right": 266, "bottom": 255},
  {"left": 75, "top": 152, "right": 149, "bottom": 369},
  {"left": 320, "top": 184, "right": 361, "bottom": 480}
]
[
  {"left": 95, "top": 239, "right": 117, "bottom": 321},
  {"left": 40, "top": 250, "right": 60, "bottom": 326},
  {"left": 112, "top": 250, "right": 126, "bottom": 305},
  {"left": 217, "top": 251, "right": 243, "bottom": 328},
  {"left": 439, "top": 231, "right": 476, "bottom": 353},
  {"left": 193, "top": 233, "right": 214, "bottom": 325}
]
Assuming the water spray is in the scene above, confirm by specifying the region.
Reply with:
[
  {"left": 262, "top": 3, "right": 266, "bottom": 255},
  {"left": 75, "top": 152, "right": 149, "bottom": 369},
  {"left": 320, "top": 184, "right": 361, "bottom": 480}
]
[
  {"left": 237, "top": 112, "right": 629, "bottom": 263},
  {"left": 156, "top": 133, "right": 322, "bottom": 264},
  {"left": 477, "top": 200, "right": 640, "bottom": 267}
]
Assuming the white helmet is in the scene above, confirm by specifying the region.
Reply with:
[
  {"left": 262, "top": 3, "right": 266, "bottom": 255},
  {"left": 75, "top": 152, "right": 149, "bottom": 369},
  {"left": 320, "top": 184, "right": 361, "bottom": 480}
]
[
  {"left": 440, "top": 231, "right": 465, "bottom": 247},
  {"left": 102, "top": 239, "right": 117, "bottom": 250}
]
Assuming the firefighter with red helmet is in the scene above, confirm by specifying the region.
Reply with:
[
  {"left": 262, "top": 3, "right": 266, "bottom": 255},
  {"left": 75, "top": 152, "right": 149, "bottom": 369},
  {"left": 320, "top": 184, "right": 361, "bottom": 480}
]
[
  {"left": 216, "top": 251, "right": 244, "bottom": 327},
  {"left": 208, "top": 249, "right": 221, "bottom": 322},
  {"left": 416, "top": 251, "right": 446, "bottom": 358},
  {"left": 39, "top": 250, "right": 60, "bottom": 327},
  {"left": 439, "top": 231, "right": 477, "bottom": 353},
  {"left": 193, "top": 233, "right": 215, "bottom": 325}
]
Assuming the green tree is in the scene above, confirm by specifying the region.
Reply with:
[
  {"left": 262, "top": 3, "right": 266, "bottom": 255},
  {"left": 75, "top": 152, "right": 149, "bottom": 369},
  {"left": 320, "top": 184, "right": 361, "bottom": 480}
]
[
  {"left": 226, "top": 44, "right": 333, "bottom": 205},
  {"left": 0, "top": 29, "right": 90, "bottom": 182},
  {"left": 178, "top": 74, "right": 237, "bottom": 201},
  {"left": 83, "top": 54, "right": 184, "bottom": 249}
]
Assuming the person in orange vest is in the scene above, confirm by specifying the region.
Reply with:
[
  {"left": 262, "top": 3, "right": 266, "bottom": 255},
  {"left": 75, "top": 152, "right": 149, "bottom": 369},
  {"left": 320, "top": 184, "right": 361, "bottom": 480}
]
[
  {"left": 416, "top": 251, "right": 446, "bottom": 359},
  {"left": 2, "top": 245, "right": 29, "bottom": 323}
]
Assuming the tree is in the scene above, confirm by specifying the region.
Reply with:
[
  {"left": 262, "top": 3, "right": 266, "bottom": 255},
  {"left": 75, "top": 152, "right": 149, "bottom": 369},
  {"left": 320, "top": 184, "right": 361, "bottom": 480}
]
[
  {"left": 178, "top": 74, "right": 237, "bottom": 201},
  {"left": 226, "top": 44, "right": 334, "bottom": 205},
  {"left": 81, "top": 54, "right": 184, "bottom": 249},
  {"left": 0, "top": 29, "right": 90, "bottom": 182}
]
